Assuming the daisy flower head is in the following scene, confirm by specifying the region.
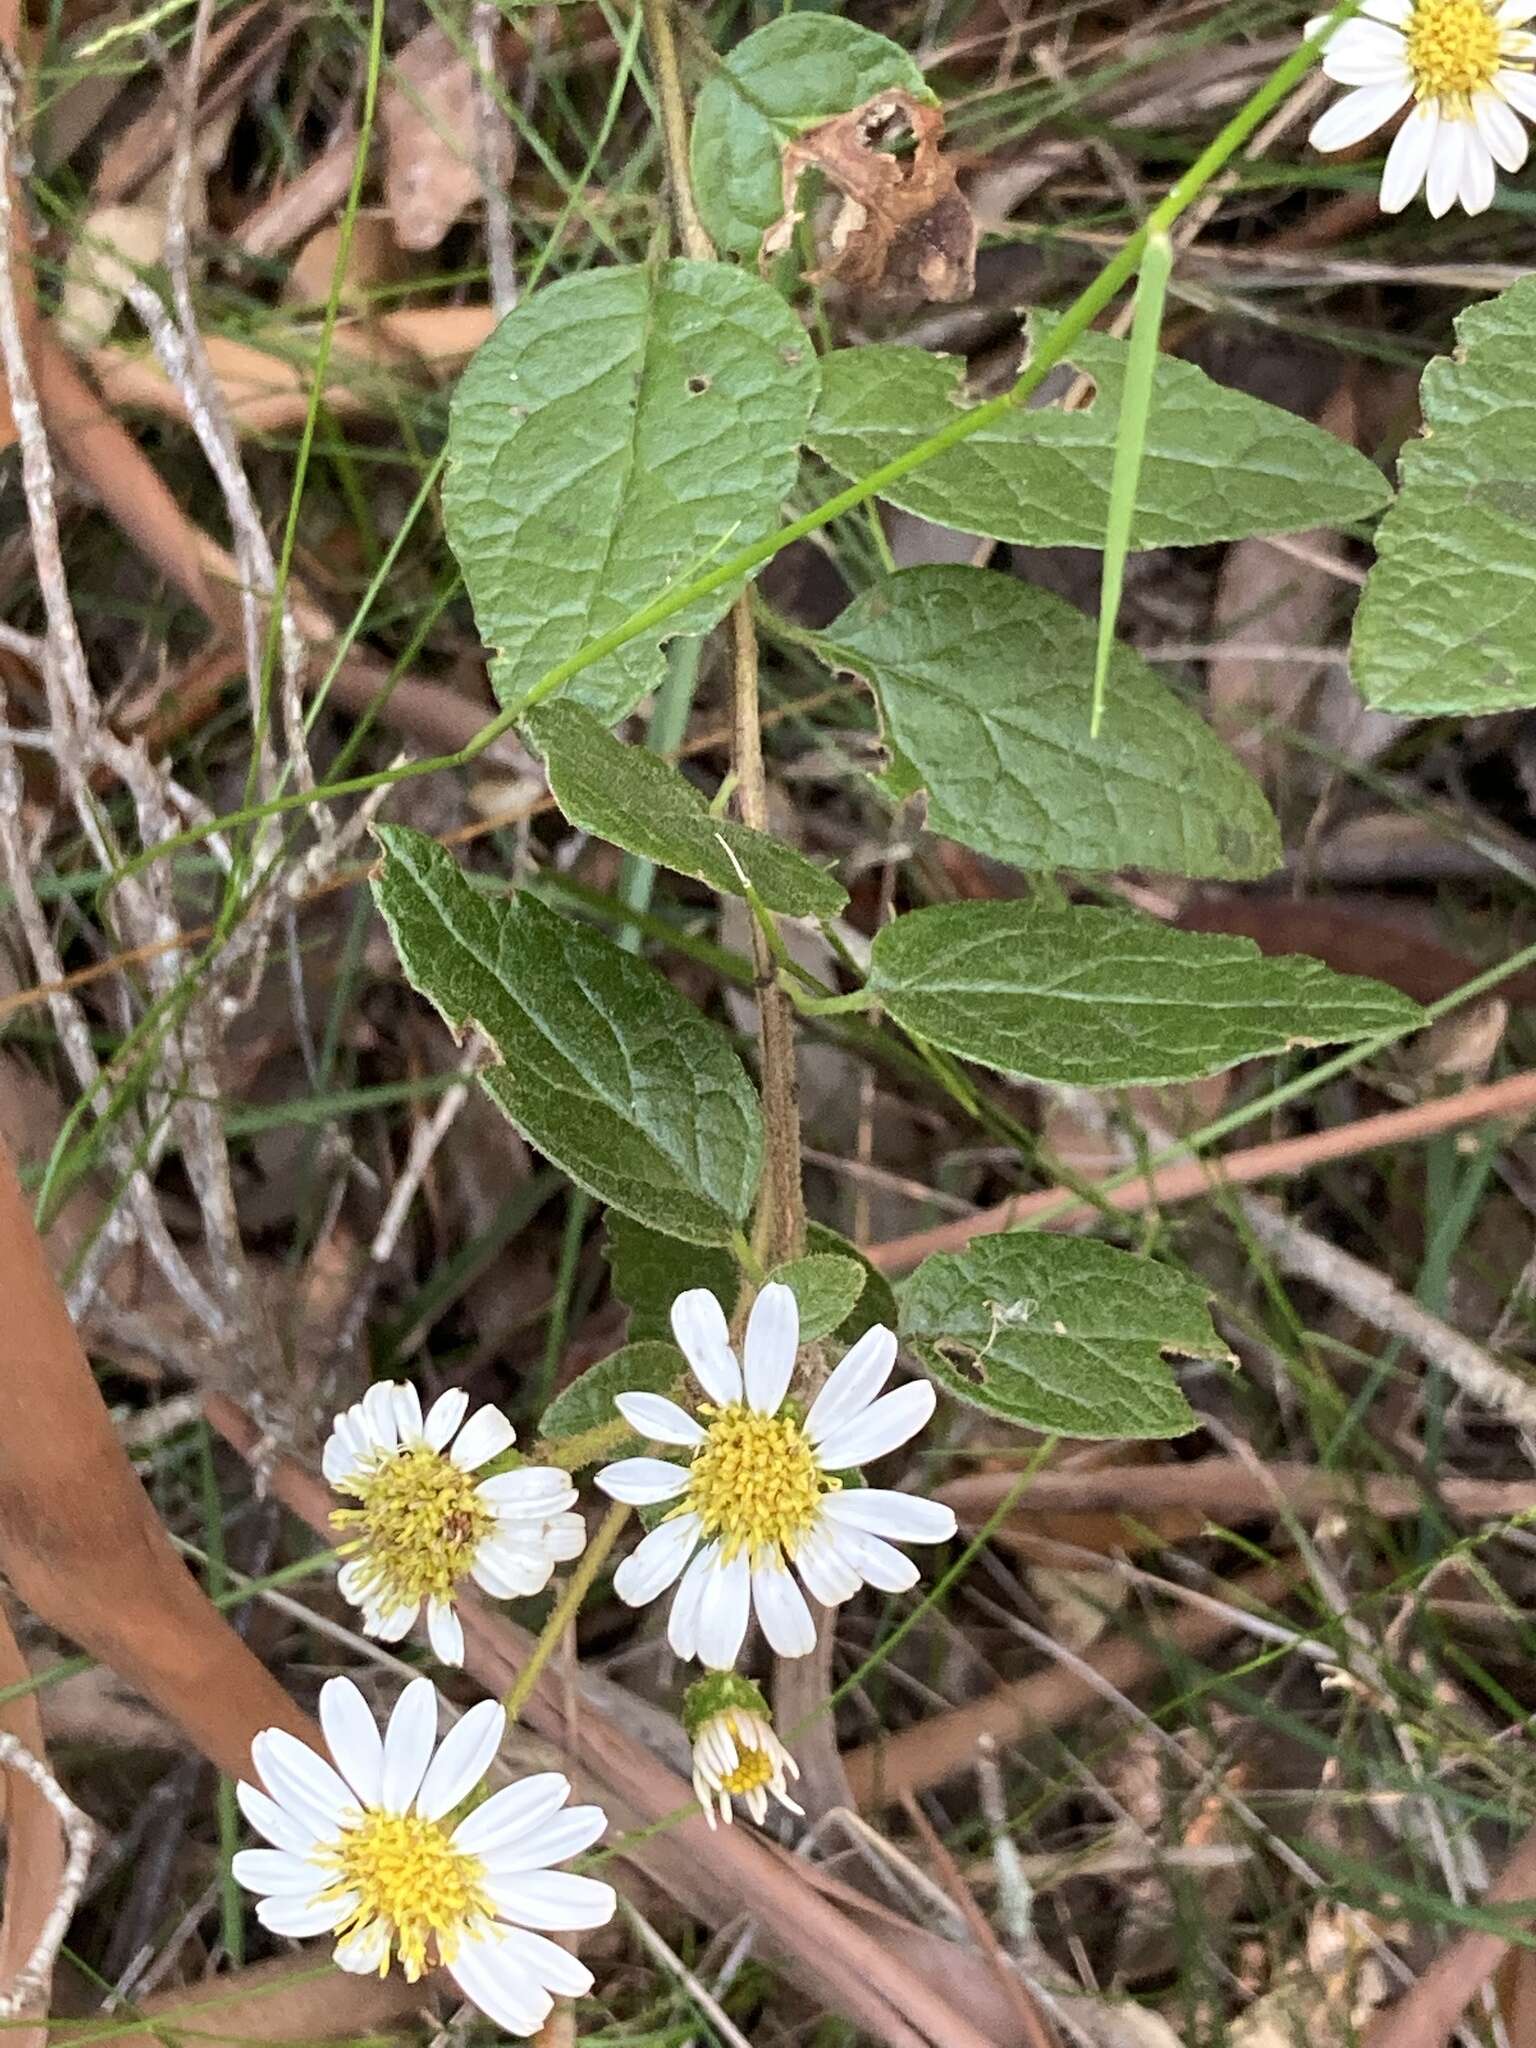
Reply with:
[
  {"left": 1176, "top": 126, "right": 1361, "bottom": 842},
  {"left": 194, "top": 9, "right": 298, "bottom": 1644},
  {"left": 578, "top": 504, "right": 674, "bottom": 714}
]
[
  {"left": 235, "top": 1676, "right": 615, "bottom": 2037},
  {"left": 325, "top": 1384, "right": 586, "bottom": 1666},
  {"left": 594, "top": 1282, "right": 956, "bottom": 1671},
  {"left": 1307, "top": 0, "right": 1536, "bottom": 216},
  {"left": 684, "top": 1673, "right": 803, "bottom": 1830}
]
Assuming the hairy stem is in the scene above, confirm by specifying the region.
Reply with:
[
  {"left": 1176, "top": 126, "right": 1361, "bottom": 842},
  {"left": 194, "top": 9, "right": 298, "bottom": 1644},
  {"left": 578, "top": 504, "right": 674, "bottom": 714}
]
[
  {"left": 502, "top": 1500, "right": 631, "bottom": 1725},
  {"left": 641, "top": 0, "right": 713, "bottom": 263}
]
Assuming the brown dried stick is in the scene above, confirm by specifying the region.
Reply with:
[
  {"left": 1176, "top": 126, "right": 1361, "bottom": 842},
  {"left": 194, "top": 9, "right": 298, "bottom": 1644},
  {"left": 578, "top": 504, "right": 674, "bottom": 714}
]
[{"left": 869, "top": 1069, "right": 1536, "bottom": 1273}]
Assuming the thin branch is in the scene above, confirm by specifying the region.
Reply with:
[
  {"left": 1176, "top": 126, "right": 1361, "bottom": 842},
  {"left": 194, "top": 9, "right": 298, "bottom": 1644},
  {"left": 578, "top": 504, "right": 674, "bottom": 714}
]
[{"left": 0, "top": 1731, "right": 97, "bottom": 2017}]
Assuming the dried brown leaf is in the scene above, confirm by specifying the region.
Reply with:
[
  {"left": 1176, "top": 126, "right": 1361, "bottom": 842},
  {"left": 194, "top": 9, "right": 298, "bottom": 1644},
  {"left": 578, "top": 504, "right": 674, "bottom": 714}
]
[
  {"left": 764, "top": 93, "right": 976, "bottom": 307},
  {"left": 380, "top": 24, "right": 502, "bottom": 253}
]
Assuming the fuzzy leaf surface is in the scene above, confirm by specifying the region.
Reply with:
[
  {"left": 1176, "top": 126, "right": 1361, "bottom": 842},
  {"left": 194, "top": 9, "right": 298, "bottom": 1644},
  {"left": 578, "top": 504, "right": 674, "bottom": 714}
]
[
  {"left": 1353, "top": 277, "right": 1536, "bottom": 712},
  {"left": 816, "top": 567, "right": 1281, "bottom": 878},
  {"left": 869, "top": 902, "right": 1424, "bottom": 1085},
  {"left": 690, "top": 15, "right": 932, "bottom": 258},
  {"left": 444, "top": 261, "right": 818, "bottom": 723},
  {"left": 807, "top": 330, "right": 1389, "bottom": 549},
  {"left": 372, "top": 826, "right": 762, "bottom": 1243},
  {"left": 526, "top": 702, "right": 845, "bottom": 917},
  {"left": 606, "top": 1216, "right": 738, "bottom": 1344},
  {"left": 900, "top": 1235, "right": 1211, "bottom": 1439},
  {"left": 539, "top": 1343, "right": 686, "bottom": 1463},
  {"left": 768, "top": 1253, "right": 867, "bottom": 1342}
]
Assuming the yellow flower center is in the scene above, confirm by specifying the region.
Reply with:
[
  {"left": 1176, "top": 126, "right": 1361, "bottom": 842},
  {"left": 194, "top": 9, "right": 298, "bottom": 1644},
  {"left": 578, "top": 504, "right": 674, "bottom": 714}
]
[
  {"left": 681, "top": 1405, "right": 832, "bottom": 1562},
  {"left": 719, "top": 1745, "right": 776, "bottom": 1797},
  {"left": 319, "top": 1811, "right": 492, "bottom": 1981},
  {"left": 331, "top": 1446, "right": 494, "bottom": 1607},
  {"left": 1405, "top": 0, "right": 1503, "bottom": 101}
]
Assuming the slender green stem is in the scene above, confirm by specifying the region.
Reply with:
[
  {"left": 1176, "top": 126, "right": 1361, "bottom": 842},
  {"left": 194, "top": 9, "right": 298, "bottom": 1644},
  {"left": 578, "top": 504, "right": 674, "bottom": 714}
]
[{"left": 502, "top": 1500, "right": 631, "bottom": 1725}]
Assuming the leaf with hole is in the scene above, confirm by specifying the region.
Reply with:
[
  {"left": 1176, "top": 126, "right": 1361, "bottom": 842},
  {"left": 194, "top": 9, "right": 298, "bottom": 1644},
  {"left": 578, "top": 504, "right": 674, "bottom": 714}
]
[
  {"left": 868, "top": 902, "right": 1424, "bottom": 1086},
  {"left": 371, "top": 826, "right": 762, "bottom": 1244},
  {"left": 525, "top": 702, "right": 846, "bottom": 918},
  {"left": 538, "top": 1343, "right": 686, "bottom": 1464},
  {"left": 444, "top": 261, "right": 819, "bottom": 724},
  {"left": 806, "top": 326, "right": 1389, "bottom": 548},
  {"left": 690, "top": 14, "right": 933, "bottom": 259},
  {"left": 1353, "top": 276, "right": 1536, "bottom": 712},
  {"left": 900, "top": 1235, "right": 1213, "bottom": 1439},
  {"left": 815, "top": 566, "right": 1281, "bottom": 878}
]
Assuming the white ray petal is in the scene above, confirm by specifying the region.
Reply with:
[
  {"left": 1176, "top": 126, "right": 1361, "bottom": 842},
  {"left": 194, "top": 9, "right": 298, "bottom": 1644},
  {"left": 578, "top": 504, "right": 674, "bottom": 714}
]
[
  {"left": 696, "top": 1546, "right": 752, "bottom": 1670},
  {"left": 237, "top": 1781, "right": 319, "bottom": 1857},
  {"left": 811, "top": 1378, "right": 936, "bottom": 1472},
  {"left": 486, "top": 1869, "right": 617, "bottom": 1930},
  {"left": 615, "top": 1391, "right": 705, "bottom": 1446},
  {"left": 751, "top": 1559, "right": 816, "bottom": 1656},
  {"left": 251, "top": 1730, "right": 353, "bottom": 1836},
  {"left": 820, "top": 1488, "right": 957, "bottom": 1544},
  {"left": 670, "top": 1289, "right": 742, "bottom": 1405},
  {"left": 450, "top": 1403, "right": 517, "bottom": 1470},
  {"left": 449, "top": 1928, "right": 551, "bottom": 2038},
  {"left": 450, "top": 1773, "right": 571, "bottom": 1856},
  {"left": 417, "top": 1696, "right": 506, "bottom": 1820},
  {"left": 804, "top": 1325, "right": 896, "bottom": 1447},
  {"left": 1308, "top": 79, "right": 1410, "bottom": 151},
  {"left": 613, "top": 1512, "right": 700, "bottom": 1606},
  {"left": 230, "top": 1848, "right": 321, "bottom": 1897},
  {"left": 426, "top": 1598, "right": 465, "bottom": 1667},
  {"left": 379, "top": 1677, "right": 438, "bottom": 1813},
  {"left": 1459, "top": 124, "right": 1498, "bottom": 210},
  {"left": 256, "top": 1891, "right": 356, "bottom": 1937},
  {"left": 318, "top": 1678, "right": 385, "bottom": 1807},
  {"left": 1379, "top": 96, "right": 1439, "bottom": 205},
  {"left": 1427, "top": 108, "right": 1467, "bottom": 213},
  {"left": 666, "top": 1542, "right": 718, "bottom": 1662},
  {"left": 424, "top": 1387, "right": 470, "bottom": 1450},
  {"left": 743, "top": 1281, "right": 799, "bottom": 1415},
  {"left": 592, "top": 1456, "right": 690, "bottom": 1506}
]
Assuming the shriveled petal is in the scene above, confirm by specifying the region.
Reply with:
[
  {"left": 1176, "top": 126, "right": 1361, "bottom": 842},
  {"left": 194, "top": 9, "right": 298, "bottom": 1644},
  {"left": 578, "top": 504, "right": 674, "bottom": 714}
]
[
  {"left": 1477, "top": 86, "right": 1530, "bottom": 168},
  {"left": 237, "top": 1781, "right": 319, "bottom": 1857},
  {"left": 257, "top": 1890, "right": 356, "bottom": 1938},
  {"left": 830, "top": 1525, "right": 920, "bottom": 1593},
  {"left": 696, "top": 1546, "right": 752, "bottom": 1671},
  {"left": 615, "top": 1391, "right": 704, "bottom": 1446},
  {"left": 805, "top": 1325, "right": 896, "bottom": 1448},
  {"left": 478, "top": 1805, "right": 607, "bottom": 1873},
  {"left": 812, "top": 1378, "right": 936, "bottom": 1473},
  {"left": 487, "top": 1869, "right": 617, "bottom": 1931},
  {"left": 1427, "top": 109, "right": 1466, "bottom": 214},
  {"left": 379, "top": 1677, "right": 438, "bottom": 1813},
  {"left": 450, "top": 1403, "right": 517, "bottom": 1471},
  {"left": 1459, "top": 125, "right": 1498, "bottom": 211},
  {"left": 231, "top": 1848, "right": 321, "bottom": 1897},
  {"left": 251, "top": 1730, "right": 354, "bottom": 1836},
  {"left": 450, "top": 1773, "right": 572, "bottom": 1856},
  {"left": 424, "top": 1387, "right": 470, "bottom": 1451},
  {"left": 743, "top": 1281, "right": 799, "bottom": 1415},
  {"left": 667, "top": 1543, "right": 718, "bottom": 1663},
  {"left": 791, "top": 1525, "right": 863, "bottom": 1607},
  {"left": 1380, "top": 97, "right": 1439, "bottom": 207},
  {"left": 820, "top": 1488, "right": 957, "bottom": 1544},
  {"left": 1308, "top": 80, "right": 1409, "bottom": 151},
  {"left": 751, "top": 1559, "right": 816, "bottom": 1657},
  {"left": 542, "top": 1512, "right": 588, "bottom": 1562},
  {"left": 592, "top": 1456, "right": 689, "bottom": 1506},
  {"left": 417, "top": 1696, "right": 506, "bottom": 1820},
  {"left": 333, "top": 1921, "right": 391, "bottom": 1976},
  {"left": 360, "top": 1381, "right": 400, "bottom": 1450},
  {"left": 449, "top": 1928, "right": 551, "bottom": 2037},
  {"left": 426, "top": 1597, "right": 465, "bottom": 1667},
  {"left": 670, "top": 1289, "right": 741, "bottom": 1405},
  {"left": 613, "top": 1512, "right": 700, "bottom": 1607},
  {"left": 318, "top": 1677, "right": 384, "bottom": 1807}
]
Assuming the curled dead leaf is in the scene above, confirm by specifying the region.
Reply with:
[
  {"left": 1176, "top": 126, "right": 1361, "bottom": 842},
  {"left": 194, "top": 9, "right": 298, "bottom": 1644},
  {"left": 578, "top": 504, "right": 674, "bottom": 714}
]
[
  {"left": 764, "top": 92, "right": 976, "bottom": 308},
  {"left": 381, "top": 23, "right": 506, "bottom": 254}
]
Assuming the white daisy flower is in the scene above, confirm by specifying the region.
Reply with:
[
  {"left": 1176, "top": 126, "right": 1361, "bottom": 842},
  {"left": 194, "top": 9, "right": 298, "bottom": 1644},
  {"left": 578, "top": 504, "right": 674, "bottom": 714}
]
[
  {"left": 325, "top": 1385, "right": 586, "bottom": 1666},
  {"left": 1307, "top": 0, "right": 1536, "bottom": 216},
  {"left": 594, "top": 1282, "right": 956, "bottom": 1671},
  {"left": 234, "top": 1676, "right": 615, "bottom": 2037},
  {"left": 684, "top": 1674, "right": 803, "bottom": 1831}
]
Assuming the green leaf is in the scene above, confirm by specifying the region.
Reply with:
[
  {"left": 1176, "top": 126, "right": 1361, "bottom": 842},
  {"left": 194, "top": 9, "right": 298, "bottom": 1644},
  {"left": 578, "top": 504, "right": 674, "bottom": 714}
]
[
  {"left": 1353, "top": 277, "right": 1536, "bottom": 713},
  {"left": 768, "top": 1253, "right": 866, "bottom": 1341},
  {"left": 868, "top": 902, "right": 1424, "bottom": 1087},
  {"left": 372, "top": 826, "right": 762, "bottom": 1244},
  {"left": 805, "top": 1221, "right": 898, "bottom": 1343},
  {"left": 539, "top": 1342, "right": 685, "bottom": 1463},
  {"left": 690, "top": 16, "right": 933, "bottom": 259},
  {"left": 806, "top": 327, "right": 1389, "bottom": 549},
  {"left": 606, "top": 1214, "right": 738, "bottom": 1343},
  {"left": 524, "top": 702, "right": 846, "bottom": 919},
  {"left": 443, "top": 261, "right": 819, "bottom": 724},
  {"left": 815, "top": 566, "right": 1281, "bottom": 879},
  {"left": 900, "top": 1235, "right": 1213, "bottom": 1439}
]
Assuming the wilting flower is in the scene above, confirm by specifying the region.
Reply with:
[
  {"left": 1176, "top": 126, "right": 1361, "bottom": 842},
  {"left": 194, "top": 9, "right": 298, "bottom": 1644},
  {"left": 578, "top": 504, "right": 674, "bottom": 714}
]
[
  {"left": 235, "top": 1676, "right": 615, "bottom": 2037},
  {"left": 594, "top": 1282, "right": 955, "bottom": 1671},
  {"left": 1308, "top": 0, "right": 1536, "bottom": 216},
  {"left": 325, "top": 1384, "right": 586, "bottom": 1665},
  {"left": 684, "top": 1674, "right": 802, "bottom": 1830}
]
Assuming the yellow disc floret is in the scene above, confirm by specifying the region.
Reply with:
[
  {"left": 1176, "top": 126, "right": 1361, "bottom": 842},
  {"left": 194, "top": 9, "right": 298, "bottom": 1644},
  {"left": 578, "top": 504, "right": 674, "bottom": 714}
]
[
  {"left": 332, "top": 1446, "right": 494, "bottom": 1608},
  {"left": 1406, "top": 0, "right": 1503, "bottom": 102},
  {"left": 681, "top": 1405, "right": 831, "bottom": 1562},
  {"left": 319, "top": 1811, "right": 492, "bottom": 1980},
  {"left": 718, "top": 1741, "right": 776, "bottom": 1798}
]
